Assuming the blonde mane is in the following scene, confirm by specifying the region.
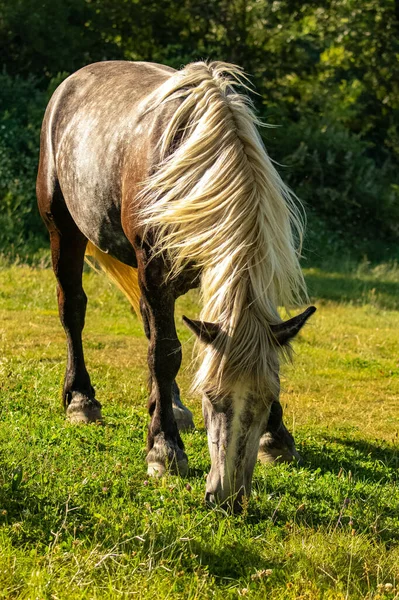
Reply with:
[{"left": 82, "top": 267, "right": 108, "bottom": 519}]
[{"left": 140, "top": 61, "right": 307, "bottom": 395}]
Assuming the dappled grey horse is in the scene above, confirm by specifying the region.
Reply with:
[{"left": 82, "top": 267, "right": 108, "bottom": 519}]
[{"left": 37, "top": 61, "right": 315, "bottom": 510}]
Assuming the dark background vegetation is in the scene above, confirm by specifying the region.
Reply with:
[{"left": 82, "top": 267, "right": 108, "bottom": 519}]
[{"left": 0, "top": 0, "right": 398, "bottom": 263}]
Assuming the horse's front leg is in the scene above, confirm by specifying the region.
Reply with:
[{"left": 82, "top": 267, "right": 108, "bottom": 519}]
[
  {"left": 138, "top": 262, "right": 188, "bottom": 476},
  {"left": 140, "top": 298, "right": 194, "bottom": 432}
]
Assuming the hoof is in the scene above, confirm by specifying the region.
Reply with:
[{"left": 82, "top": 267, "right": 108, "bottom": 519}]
[
  {"left": 258, "top": 432, "right": 301, "bottom": 464},
  {"left": 173, "top": 404, "right": 195, "bottom": 432},
  {"left": 172, "top": 385, "right": 195, "bottom": 431},
  {"left": 147, "top": 462, "right": 167, "bottom": 477},
  {"left": 146, "top": 433, "right": 188, "bottom": 477},
  {"left": 147, "top": 458, "right": 188, "bottom": 477},
  {"left": 66, "top": 393, "right": 103, "bottom": 424}
]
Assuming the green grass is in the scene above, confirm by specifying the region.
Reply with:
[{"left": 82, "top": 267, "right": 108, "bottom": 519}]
[{"left": 0, "top": 262, "right": 398, "bottom": 599}]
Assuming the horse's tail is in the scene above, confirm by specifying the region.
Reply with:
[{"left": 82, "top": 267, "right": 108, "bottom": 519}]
[{"left": 85, "top": 241, "right": 141, "bottom": 318}]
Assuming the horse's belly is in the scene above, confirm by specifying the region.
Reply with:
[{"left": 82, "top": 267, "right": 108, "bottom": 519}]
[{"left": 73, "top": 197, "right": 137, "bottom": 268}]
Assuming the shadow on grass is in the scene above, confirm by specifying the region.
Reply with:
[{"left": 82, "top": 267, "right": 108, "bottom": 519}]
[
  {"left": 0, "top": 483, "right": 97, "bottom": 548},
  {"left": 187, "top": 540, "right": 276, "bottom": 580},
  {"left": 305, "top": 271, "right": 399, "bottom": 310},
  {"left": 300, "top": 435, "right": 399, "bottom": 481},
  {"left": 245, "top": 432, "right": 399, "bottom": 540}
]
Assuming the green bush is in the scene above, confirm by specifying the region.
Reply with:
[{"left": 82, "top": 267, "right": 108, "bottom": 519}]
[
  {"left": 0, "top": 75, "right": 398, "bottom": 264},
  {"left": 0, "top": 0, "right": 397, "bottom": 262},
  {"left": 264, "top": 119, "right": 399, "bottom": 262},
  {"left": 0, "top": 74, "right": 47, "bottom": 257}
]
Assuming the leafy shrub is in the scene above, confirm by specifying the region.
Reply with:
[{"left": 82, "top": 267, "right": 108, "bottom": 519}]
[
  {"left": 264, "top": 119, "right": 399, "bottom": 262},
  {"left": 0, "top": 74, "right": 48, "bottom": 256},
  {"left": 0, "top": 73, "right": 397, "bottom": 264}
]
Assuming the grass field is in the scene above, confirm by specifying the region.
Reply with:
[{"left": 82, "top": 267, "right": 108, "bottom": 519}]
[{"left": 0, "top": 261, "right": 398, "bottom": 599}]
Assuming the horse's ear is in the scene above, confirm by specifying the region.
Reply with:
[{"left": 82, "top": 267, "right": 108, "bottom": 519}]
[
  {"left": 182, "top": 316, "right": 221, "bottom": 344},
  {"left": 271, "top": 306, "right": 316, "bottom": 346}
]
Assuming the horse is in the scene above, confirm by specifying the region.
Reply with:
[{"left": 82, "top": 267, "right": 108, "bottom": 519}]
[{"left": 36, "top": 60, "right": 315, "bottom": 511}]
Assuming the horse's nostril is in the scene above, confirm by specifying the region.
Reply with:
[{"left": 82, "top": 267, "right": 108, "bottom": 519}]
[{"left": 205, "top": 492, "right": 216, "bottom": 506}]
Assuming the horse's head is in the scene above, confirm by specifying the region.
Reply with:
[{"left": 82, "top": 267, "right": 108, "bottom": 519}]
[{"left": 183, "top": 306, "right": 316, "bottom": 512}]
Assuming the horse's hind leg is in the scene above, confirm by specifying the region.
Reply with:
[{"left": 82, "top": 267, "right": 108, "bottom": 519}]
[
  {"left": 170, "top": 382, "right": 195, "bottom": 431},
  {"left": 38, "top": 183, "right": 102, "bottom": 424},
  {"left": 140, "top": 298, "right": 194, "bottom": 431},
  {"left": 258, "top": 401, "right": 301, "bottom": 464}
]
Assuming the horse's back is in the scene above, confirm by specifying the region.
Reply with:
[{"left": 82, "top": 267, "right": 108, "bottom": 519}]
[
  {"left": 37, "top": 61, "right": 176, "bottom": 265},
  {"left": 42, "top": 60, "right": 175, "bottom": 154}
]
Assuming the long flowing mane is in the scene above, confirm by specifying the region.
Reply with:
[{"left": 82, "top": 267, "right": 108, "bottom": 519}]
[{"left": 140, "top": 61, "right": 307, "bottom": 395}]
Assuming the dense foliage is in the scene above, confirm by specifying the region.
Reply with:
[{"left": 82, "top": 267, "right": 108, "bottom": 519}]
[{"left": 0, "top": 0, "right": 398, "bottom": 260}]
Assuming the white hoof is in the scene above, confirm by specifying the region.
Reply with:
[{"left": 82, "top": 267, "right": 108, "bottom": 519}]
[
  {"left": 147, "top": 462, "right": 166, "bottom": 477},
  {"left": 66, "top": 394, "right": 103, "bottom": 424},
  {"left": 173, "top": 405, "right": 195, "bottom": 432},
  {"left": 147, "top": 458, "right": 188, "bottom": 477}
]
